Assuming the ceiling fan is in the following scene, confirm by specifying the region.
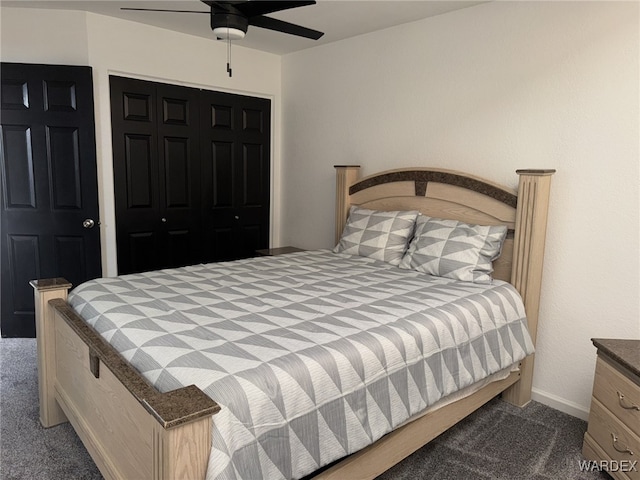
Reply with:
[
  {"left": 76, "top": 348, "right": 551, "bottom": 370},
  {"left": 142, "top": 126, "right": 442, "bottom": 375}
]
[{"left": 121, "top": 0, "right": 324, "bottom": 41}]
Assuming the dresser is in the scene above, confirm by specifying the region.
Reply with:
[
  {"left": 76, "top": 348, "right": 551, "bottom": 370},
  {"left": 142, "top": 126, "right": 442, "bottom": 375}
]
[{"left": 583, "top": 339, "right": 640, "bottom": 480}]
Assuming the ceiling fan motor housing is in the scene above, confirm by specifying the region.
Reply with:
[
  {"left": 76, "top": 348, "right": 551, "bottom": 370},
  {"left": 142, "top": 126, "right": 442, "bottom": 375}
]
[{"left": 211, "top": 13, "right": 249, "bottom": 34}]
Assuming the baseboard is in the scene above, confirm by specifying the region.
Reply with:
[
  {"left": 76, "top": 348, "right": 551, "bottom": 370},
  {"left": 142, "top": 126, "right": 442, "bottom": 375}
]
[{"left": 531, "top": 388, "right": 590, "bottom": 421}]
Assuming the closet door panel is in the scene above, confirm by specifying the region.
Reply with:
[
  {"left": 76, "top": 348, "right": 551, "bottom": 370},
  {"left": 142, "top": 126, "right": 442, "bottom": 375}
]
[
  {"left": 111, "top": 76, "right": 160, "bottom": 274},
  {"left": 210, "top": 140, "right": 234, "bottom": 208},
  {"left": 156, "top": 83, "right": 201, "bottom": 268},
  {"left": 124, "top": 134, "right": 155, "bottom": 209},
  {"left": 241, "top": 143, "right": 266, "bottom": 207},
  {"left": 127, "top": 231, "right": 160, "bottom": 274},
  {"left": 112, "top": 77, "right": 202, "bottom": 274},
  {"left": 163, "top": 137, "right": 190, "bottom": 208},
  {"left": 200, "top": 90, "right": 270, "bottom": 262}
]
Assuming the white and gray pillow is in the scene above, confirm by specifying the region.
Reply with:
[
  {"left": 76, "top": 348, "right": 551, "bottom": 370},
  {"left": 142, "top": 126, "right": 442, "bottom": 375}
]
[
  {"left": 333, "top": 206, "right": 419, "bottom": 266},
  {"left": 399, "top": 216, "right": 507, "bottom": 284}
]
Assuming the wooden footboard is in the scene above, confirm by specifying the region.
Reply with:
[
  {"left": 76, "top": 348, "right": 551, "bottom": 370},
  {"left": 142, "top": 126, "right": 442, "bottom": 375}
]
[{"left": 31, "top": 279, "right": 220, "bottom": 480}]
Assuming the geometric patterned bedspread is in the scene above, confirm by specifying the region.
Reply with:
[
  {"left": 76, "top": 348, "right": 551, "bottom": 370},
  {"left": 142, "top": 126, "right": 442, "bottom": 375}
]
[{"left": 68, "top": 250, "right": 534, "bottom": 480}]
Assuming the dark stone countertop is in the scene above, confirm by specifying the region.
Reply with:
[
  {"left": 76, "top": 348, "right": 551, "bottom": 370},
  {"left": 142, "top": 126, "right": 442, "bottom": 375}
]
[{"left": 592, "top": 338, "right": 640, "bottom": 378}]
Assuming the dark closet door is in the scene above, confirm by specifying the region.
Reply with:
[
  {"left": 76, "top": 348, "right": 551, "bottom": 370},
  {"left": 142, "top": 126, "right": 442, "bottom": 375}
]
[
  {"left": 111, "top": 76, "right": 201, "bottom": 274},
  {"left": 200, "top": 90, "right": 271, "bottom": 262},
  {"left": 112, "top": 77, "right": 271, "bottom": 271},
  {"left": 0, "top": 63, "right": 101, "bottom": 337}
]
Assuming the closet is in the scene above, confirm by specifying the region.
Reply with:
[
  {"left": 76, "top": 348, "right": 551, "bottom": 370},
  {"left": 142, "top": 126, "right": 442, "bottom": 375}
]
[{"left": 110, "top": 76, "right": 270, "bottom": 274}]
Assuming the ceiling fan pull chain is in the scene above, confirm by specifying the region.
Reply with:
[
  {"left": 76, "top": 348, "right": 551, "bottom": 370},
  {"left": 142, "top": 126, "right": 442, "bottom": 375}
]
[{"left": 226, "top": 30, "right": 233, "bottom": 77}]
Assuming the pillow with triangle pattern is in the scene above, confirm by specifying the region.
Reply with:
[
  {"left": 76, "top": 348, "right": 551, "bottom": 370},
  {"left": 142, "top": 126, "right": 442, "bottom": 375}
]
[
  {"left": 333, "top": 206, "right": 419, "bottom": 266},
  {"left": 399, "top": 216, "right": 507, "bottom": 284}
]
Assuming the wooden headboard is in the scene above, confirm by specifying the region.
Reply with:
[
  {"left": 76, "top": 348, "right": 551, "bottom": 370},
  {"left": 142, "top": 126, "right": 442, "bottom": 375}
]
[{"left": 334, "top": 166, "right": 555, "bottom": 405}]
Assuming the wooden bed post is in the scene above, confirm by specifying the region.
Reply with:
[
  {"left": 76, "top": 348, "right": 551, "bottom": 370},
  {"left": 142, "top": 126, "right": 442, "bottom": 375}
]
[
  {"left": 334, "top": 165, "right": 361, "bottom": 244},
  {"left": 154, "top": 418, "right": 213, "bottom": 480},
  {"left": 30, "top": 278, "right": 72, "bottom": 428},
  {"left": 502, "top": 169, "right": 555, "bottom": 407}
]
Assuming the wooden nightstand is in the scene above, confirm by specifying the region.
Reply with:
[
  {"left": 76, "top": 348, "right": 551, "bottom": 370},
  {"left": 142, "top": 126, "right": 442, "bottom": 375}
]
[
  {"left": 583, "top": 339, "right": 640, "bottom": 479},
  {"left": 255, "top": 246, "right": 305, "bottom": 256}
]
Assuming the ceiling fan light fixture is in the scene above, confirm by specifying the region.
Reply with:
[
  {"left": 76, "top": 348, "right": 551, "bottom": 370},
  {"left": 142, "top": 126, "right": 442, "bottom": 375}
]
[{"left": 213, "top": 27, "right": 246, "bottom": 40}]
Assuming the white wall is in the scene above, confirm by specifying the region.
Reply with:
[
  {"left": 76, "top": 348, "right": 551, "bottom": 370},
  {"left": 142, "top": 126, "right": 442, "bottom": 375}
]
[
  {"left": 1, "top": 7, "right": 282, "bottom": 276},
  {"left": 281, "top": 1, "right": 640, "bottom": 418},
  {"left": 0, "top": 8, "right": 89, "bottom": 65}
]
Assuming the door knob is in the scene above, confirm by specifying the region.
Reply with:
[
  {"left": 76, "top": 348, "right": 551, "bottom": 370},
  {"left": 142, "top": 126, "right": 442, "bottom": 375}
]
[{"left": 82, "top": 219, "right": 95, "bottom": 229}]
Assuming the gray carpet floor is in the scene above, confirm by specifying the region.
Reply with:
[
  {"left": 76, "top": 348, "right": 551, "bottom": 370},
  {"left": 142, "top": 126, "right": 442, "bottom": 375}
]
[{"left": 1, "top": 338, "right": 608, "bottom": 480}]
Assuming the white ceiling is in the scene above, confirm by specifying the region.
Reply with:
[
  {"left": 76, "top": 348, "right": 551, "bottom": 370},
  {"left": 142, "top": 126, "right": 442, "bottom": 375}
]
[{"left": 1, "top": 0, "right": 485, "bottom": 55}]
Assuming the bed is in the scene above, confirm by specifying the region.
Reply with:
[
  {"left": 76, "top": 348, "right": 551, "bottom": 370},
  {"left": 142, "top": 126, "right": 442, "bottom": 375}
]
[{"left": 31, "top": 165, "right": 554, "bottom": 480}]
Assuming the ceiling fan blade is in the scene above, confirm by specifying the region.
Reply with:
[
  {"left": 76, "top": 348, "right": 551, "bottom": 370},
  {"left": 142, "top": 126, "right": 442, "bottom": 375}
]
[
  {"left": 121, "top": 7, "right": 209, "bottom": 14},
  {"left": 250, "top": 15, "right": 323, "bottom": 40},
  {"left": 235, "top": 1, "right": 316, "bottom": 18}
]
